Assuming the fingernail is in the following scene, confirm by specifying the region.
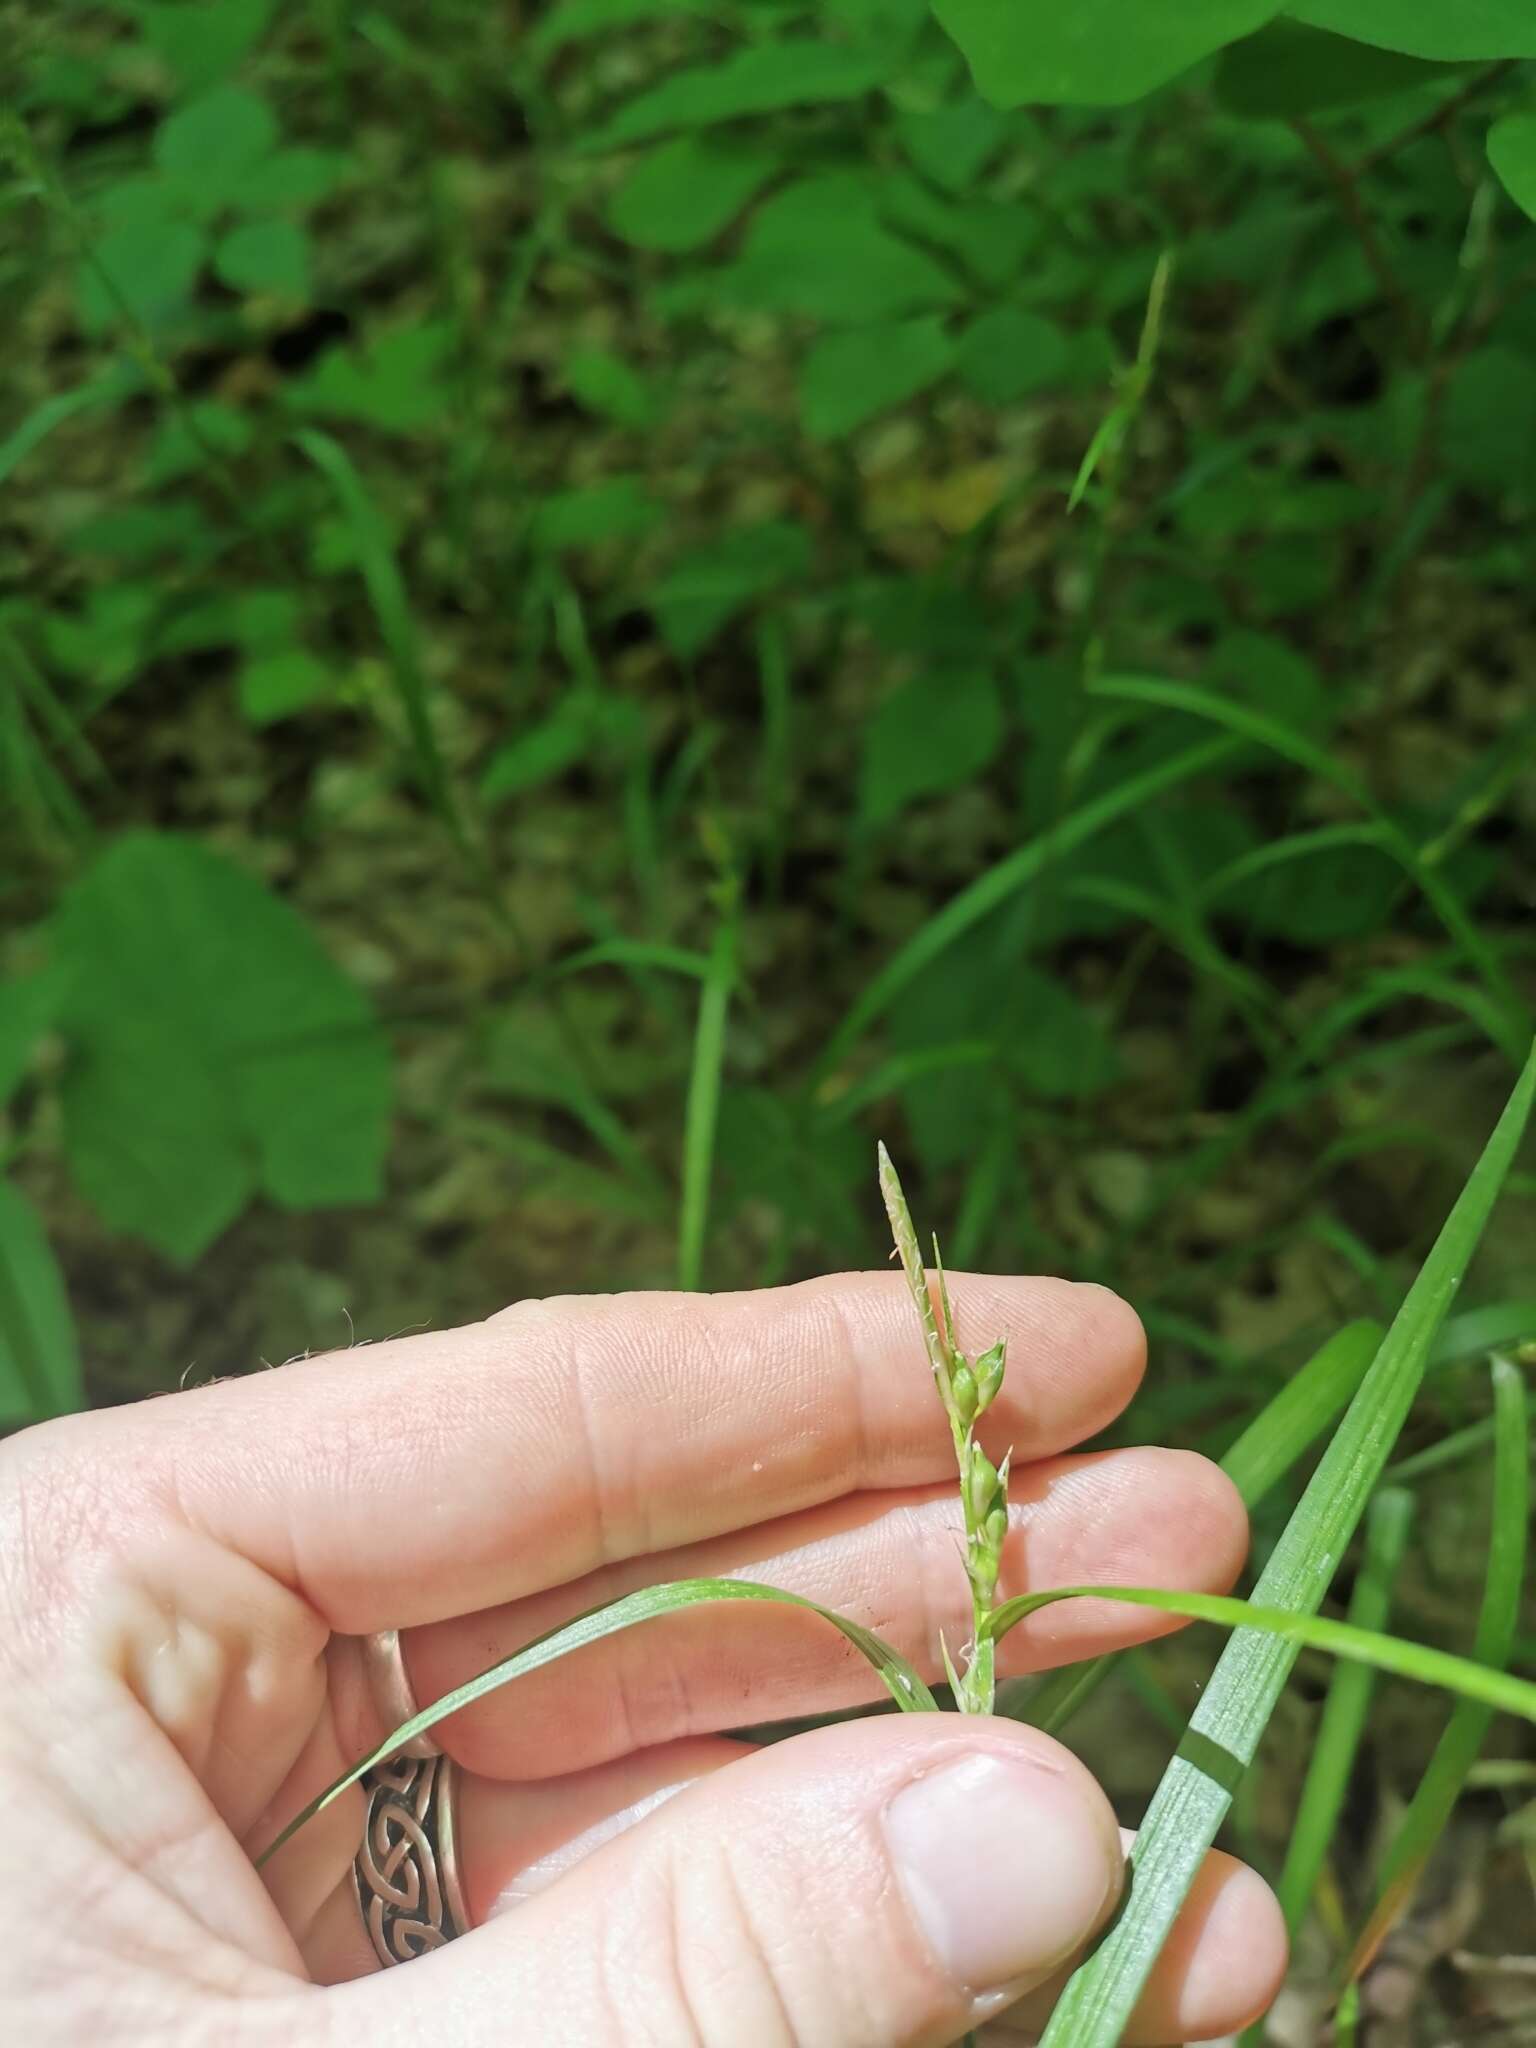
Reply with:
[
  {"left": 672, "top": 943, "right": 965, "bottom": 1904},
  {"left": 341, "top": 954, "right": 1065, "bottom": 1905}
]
[{"left": 884, "top": 1752, "right": 1119, "bottom": 1998}]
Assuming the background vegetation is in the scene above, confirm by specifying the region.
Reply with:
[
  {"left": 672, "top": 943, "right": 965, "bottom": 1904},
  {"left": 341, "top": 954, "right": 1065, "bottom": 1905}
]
[{"left": 4, "top": 2, "right": 1536, "bottom": 2039}]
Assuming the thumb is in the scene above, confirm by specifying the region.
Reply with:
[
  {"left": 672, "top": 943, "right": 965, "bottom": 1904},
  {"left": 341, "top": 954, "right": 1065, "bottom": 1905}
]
[{"left": 330, "top": 1716, "right": 1124, "bottom": 2047}]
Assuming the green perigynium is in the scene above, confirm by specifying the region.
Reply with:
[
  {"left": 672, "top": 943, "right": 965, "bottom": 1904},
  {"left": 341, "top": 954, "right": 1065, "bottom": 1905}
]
[{"left": 879, "top": 1142, "right": 1009, "bottom": 1715}]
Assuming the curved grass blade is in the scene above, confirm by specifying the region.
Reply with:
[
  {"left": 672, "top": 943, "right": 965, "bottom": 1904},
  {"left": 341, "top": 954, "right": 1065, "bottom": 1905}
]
[
  {"left": 1089, "top": 676, "right": 1526, "bottom": 1046},
  {"left": 815, "top": 735, "right": 1238, "bottom": 1077},
  {"left": 1032, "top": 1039, "right": 1536, "bottom": 2048},
  {"left": 1429, "top": 1299, "right": 1536, "bottom": 1368},
  {"left": 550, "top": 940, "right": 713, "bottom": 982},
  {"left": 257, "top": 1575, "right": 936, "bottom": 1867},
  {"left": 0, "top": 365, "right": 140, "bottom": 486},
  {"left": 1005, "top": 1318, "right": 1384, "bottom": 1736},
  {"left": 1343, "top": 1355, "right": 1528, "bottom": 1982},
  {"left": 986, "top": 1584, "right": 1536, "bottom": 1725},
  {"left": 1234, "top": 1487, "right": 1415, "bottom": 2043}
]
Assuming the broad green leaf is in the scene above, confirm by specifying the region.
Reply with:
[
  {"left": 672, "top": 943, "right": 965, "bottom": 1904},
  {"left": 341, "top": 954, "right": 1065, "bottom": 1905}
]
[
  {"left": 895, "top": 97, "right": 1008, "bottom": 193},
  {"left": 243, "top": 146, "right": 348, "bottom": 211},
  {"left": 1032, "top": 1039, "right": 1536, "bottom": 2046},
  {"left": 1489, "top": 113, "right": 1536, "bottom": 223},
  {"left": 800, "top": 316, "right": 956, "bottom": 438},
  {"left": 153, "top": 85, "right": 280, "bottom": 216},
  {"left": 238, "top": 648, "right": 332, "bottom": 724},
  {"left": 259, "top": 1575, "right": 939, "bottom": 1865},
  {"left": 563, "top": 347, "right": 658, "bottom": 429},
  {"left": 955, "top": 307, "right": 1068, "bottom": 403},
  {"left": 132, "top": 0, "right": 276, "bottom": 89},
  {"left": 1218, "top": 839, "right": 1401, "bottom": 943},
  {"left": 730, "top": 175, "right": 960, "bottom": 324},
  {"left": 651, "top": 521, "right": 811, "bottom": 658},
  {"left": 608, "top": 137, "right": 779, "bottom": 251},
  {"left": 1287, "top": 0, "right": 1536, "bottom": 59},
  {"left": 531, "top": 478, "right": 660, "bottom": 550},
  {"left": 0, "top": 966, "right": 65, "bottom": 1106},
  {"left": 584, "top": 43, "right": 888, "bottom": 150},
  {"left": 79, "top": 213, "right": 203, "bottom": 333},
  {"left": 215, "top": 218, "right": 310, "bottom": 297},
  {"left": 859, "top": 666, "right": 1002, "bottom": 822},
  {"left": 54, "top": 833, "right": 392, "bottom": 1262},
  {"left": 934, "top": 0, "right": 1283, "bottom": 107},
  {"left": 0, "top": 1183, "right": 82, "bottom": 1423},
  {"left": 291, "top": 322, "right": 456, "bottom": 433},
  {"left": 1214, "top": 19, "right": 1466, "bottom": 115},
  {"left": 879, "top": 173, "right": 1038, "bottom": 288}
]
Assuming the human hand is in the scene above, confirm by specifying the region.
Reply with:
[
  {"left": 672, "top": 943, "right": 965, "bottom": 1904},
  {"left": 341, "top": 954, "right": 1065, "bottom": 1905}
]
[{"left": 1, "top": 1273, "right": 1285, "bottom": 2045}]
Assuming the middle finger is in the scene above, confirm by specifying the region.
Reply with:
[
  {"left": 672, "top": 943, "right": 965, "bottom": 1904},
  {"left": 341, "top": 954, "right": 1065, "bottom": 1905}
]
[{"left": 405, "top": 1446, "right": 1247, "bottom": 1779}]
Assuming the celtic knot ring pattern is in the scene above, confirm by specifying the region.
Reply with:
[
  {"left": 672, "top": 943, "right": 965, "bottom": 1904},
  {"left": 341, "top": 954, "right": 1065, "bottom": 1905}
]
[{"left": 353, "top": 1753, "right": 470, "bottom": 1966}]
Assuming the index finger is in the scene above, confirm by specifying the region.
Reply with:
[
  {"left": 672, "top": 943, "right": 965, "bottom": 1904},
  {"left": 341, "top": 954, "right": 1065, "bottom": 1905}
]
[{"left": 81, "top": 1271, "right": 1143, "bottom": 1631}]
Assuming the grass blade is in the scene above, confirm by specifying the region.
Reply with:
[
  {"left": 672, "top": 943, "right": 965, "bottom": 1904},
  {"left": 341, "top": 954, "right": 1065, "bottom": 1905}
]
[
  {"left": 1006, "top": 1319, "right": 1384, "bottom": 1736},
  {"left": 988, "top": 1584, "right": 1536, "bottom": 1724},
  {"left": 1343, "top": 1354, "right": 1528, "bottom": 1980},
  {"left": 1218, "top": 1319, "right": 1385, "bottom": 1508},
  {"left": 295, "top": 428, "right": 470, "bottom": 853},
  {"left": 258, "top": 1574, "right": 937, "bottom": 1865},
  {"left": 815, "top": 735, "right": 1239, "bottom": 1077},
  {"left": 1031, "top": 1038, "right": 1536, "bottom": 2047},
  {"left": 1089, "top": 675, "right": 1527, "bottom": 1047},
  {"left": 677, "top": 896, "right": 738, "bottom": 1290},
  {"left": 1237, "top": 1485, "right": 1415, "bottom": 2048},
  {"left": 0, "top": 366, "right": 139, "bottom": 485}
]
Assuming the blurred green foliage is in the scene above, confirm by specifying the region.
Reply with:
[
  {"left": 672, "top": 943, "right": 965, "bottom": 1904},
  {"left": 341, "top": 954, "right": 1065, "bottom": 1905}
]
[
  {"left": 3, "top": 6, "right": 1536, "bottom": 2032},
  {"left": 2, "top": 2, "right": 1534, "bottom": 1431}
]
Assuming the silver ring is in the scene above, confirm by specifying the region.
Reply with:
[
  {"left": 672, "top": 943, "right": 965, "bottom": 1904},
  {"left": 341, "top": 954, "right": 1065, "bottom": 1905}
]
[
  {"left": 361, "top": 1628, "right": 440, "bottom": 1760},
  {"left": 353, "top": 1752, "right": 471, "bottom": 1965}
]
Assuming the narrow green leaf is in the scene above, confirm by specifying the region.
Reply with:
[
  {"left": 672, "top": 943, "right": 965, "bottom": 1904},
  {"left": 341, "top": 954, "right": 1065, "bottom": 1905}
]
[
  {"left": 1274, "top": 1489, "right": 1415, "bottom": 1943},
  {"left": 0, "top": 1182, "right": 82, "bottom": 1422},
  {"left": 1090, "top": 675, "right": 1526, "bottom": 1046},
  {"left": 817, "top": 736, "right": 1239, "bottom": 1077},
  {"left": 1220, "top": 1320, "right": 1386, "bottom": 1508},
  {"left": 1032, "top": 1041, "right": 1536, "bottom": 2046},
  {"left": 1009, "top": 1319, "right": 1384, "bottom": 1736},
  {"left": 989, "top": 1583, "right": 1536, "bottom": 1724},
  {"left": 1344, "top": 1356, "right": 1528, "bottom": 1978},
  {"left": 583, "top": 43, "right": 887, "bottom": 150},
  {"left": 258, "top": 1575, "right": 938, "bottom": 1865},
  {"left": 0, "top": 368, "right": 139, "bottom": 485},
  {"left": 295, "top": 430, "right": 469, "bottom": 853},
  {"left": 678, "top": 902, "right": 738, "bottom": 1290}
]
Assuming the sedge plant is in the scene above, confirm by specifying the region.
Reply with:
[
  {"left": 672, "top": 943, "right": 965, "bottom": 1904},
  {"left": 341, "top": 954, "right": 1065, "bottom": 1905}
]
[{"left": 261, "top": 1050, "right": 1536, "bottom": 2048}]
